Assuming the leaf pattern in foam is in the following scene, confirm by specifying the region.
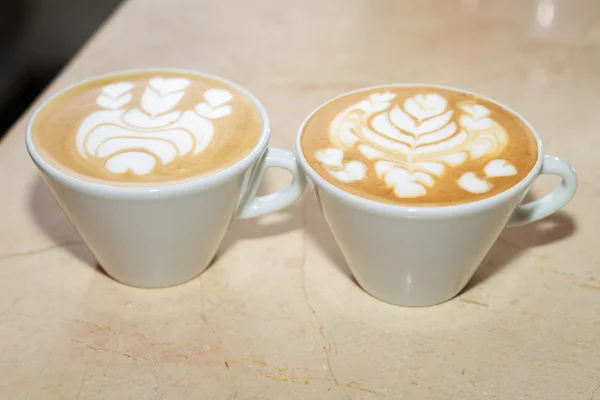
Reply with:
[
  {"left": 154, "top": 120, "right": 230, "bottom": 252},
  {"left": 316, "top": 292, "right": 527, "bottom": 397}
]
[
  {"left": 317, "top": 90, "right": 511, "bottom": 198},
  {"left": 356, "top": 94, "right": 462, "bottom": 177},
  {"left": 387, "top": 106, "right": 417, "bottom": 137},
  {"left": 374, "top": 108, "right": 415, "bottom": 144},
  {"left": 355, "top": 95, "right": 506, "bottom": 167}
]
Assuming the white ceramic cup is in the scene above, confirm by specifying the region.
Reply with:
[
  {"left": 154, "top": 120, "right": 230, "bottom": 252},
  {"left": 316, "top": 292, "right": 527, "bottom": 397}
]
[
  {"left": 26, "top": 69, "right": 307, "bottom": 288},
  {"left": 296, "top": 85, "right": 578, "bottom": 307}
]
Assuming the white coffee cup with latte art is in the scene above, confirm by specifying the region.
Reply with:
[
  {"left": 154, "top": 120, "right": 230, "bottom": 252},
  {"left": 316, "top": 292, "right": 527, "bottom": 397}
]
[
  {"left": 26, "top": 69, "right": 307, "bottom": 288},
  {"left": 297, "top": 84, "right": 577, "bottom": 307}
]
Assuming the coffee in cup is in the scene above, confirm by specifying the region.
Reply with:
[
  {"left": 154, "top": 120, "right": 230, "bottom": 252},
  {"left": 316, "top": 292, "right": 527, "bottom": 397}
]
[
  {"left": 300, "top": 85, "right": 538, "bottom": 206},
  {"left": 32, "top": 70, "right": 262, "bottom": 186}
]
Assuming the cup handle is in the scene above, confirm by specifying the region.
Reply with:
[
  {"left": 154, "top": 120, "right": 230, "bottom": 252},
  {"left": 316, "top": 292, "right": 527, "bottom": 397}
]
[
  {"left": 507, "top": 154, "right": 577, "bottom": 227},
  {"left": 236, "top": 148, "right": 307, "bottom": 219}
]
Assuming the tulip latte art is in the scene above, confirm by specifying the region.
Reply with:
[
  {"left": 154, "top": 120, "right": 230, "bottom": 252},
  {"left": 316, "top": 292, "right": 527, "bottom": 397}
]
[
  {"left": 301, "top": 86, "right": 538, "bottom": 206},
  {"left": 32, "top": 71, "right": 262, "bottom": 186}
]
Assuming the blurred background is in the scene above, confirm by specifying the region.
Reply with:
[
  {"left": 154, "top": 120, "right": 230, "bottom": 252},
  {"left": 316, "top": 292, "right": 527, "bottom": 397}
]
[{"left": 0, "top": 0, "right": 123, "bottom": 137}]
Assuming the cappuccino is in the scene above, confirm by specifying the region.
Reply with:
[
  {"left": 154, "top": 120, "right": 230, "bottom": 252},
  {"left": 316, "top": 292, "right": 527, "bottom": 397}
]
[
  {"left": 300, "top": 85, "right": 538, "bottom": 206},
  {"left": 31, "top": 70, "right": 263, "bottom": 186}
]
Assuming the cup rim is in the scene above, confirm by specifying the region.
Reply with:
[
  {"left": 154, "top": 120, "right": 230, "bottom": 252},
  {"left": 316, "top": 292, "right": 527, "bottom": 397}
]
[
  {"left": 25, "top": 68, "right": 270, "bottom": 199},
  {"left": 296, "top": 83, "right": 545, "bottom": 218}
]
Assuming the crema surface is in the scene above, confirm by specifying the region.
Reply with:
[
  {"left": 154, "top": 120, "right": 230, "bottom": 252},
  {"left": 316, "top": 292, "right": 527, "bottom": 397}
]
[
  {"left": 32, "top": 71, "right": 263, "bottom": 186},
  {"left": 301, "top": 86, "right": 538, "bottom": 206}
]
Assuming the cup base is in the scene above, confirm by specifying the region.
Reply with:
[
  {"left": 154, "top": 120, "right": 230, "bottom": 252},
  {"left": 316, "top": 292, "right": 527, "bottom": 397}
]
[
  {"left": 356, "top": 280, "right": 464, "bottom": 307},
  {"left": 100, "top": 263, "right": 210, "bottom": 289}
]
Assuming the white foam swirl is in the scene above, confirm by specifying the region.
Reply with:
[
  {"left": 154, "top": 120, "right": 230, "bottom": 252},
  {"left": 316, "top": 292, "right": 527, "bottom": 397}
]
[
  {"left": 315, "top": 91, "right": 516, "bottom": 198},
  {"left": 75, "top": 78, "right": 234, "bottom": 175}
]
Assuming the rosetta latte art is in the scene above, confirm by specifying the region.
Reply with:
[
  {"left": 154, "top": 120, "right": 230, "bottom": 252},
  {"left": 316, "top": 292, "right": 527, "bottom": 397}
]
[
  {"left": 315, "top": 92, "right": 519, "bottom": 198},
  {"left": 76, "top": 77, "right": 233, "bottom": 175}
]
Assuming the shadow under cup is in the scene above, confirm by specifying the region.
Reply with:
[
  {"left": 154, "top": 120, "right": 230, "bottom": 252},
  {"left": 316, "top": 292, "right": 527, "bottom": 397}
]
[{"left": 295, "top": 84, "right": 578, "bottom": 307}]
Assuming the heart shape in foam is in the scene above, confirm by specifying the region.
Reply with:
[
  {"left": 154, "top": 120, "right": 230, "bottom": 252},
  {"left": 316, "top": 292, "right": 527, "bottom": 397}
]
[
  {"left": 387, "top": 173, "right": 427, "bottom": 197},
  {"left": 339, "top": 161, "right": 366, "bottom": 181},
  {"left": 149, "top": 77, "right": 190, "bottom": 95},
  {"left": 326, "top": 161, "right": 366, "bottom": 183},
  {"left": 204, "top": 89, "right": 233, "bottom": 107},
  {"left": 462, "top": 104, "right": 490, "bottom": 119},
  {"left": 484, "top": 159, "right": 517, "bottom": 177},
  {"left": 375, "top": 162, "right": 428, "bottom": 198},
  {"left": 461, "top": 115, "right": 492, "bottom": 130},
  {"left": 458, "top": 172, "right": 492, "bottom": 194},
  {"left": 102, "top": 82, "right": 133, "bottom": 99},
  {"left": 315, "top": 148, "right": 344, "bottom": 167},
  {"left": 404, "top": 93, "right": 447, "bottom": 120},
  {"left": 97, "top": 93, "right": 132, "bottom": 110},
  {"left": 369, "top": 92, "right": 396, "bottom": 103}
]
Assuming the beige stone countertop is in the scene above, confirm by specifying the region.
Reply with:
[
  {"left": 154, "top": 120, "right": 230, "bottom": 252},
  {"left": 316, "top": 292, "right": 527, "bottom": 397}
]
[{"left": 1, "top": 0, "right": 599, "bottom": 398}]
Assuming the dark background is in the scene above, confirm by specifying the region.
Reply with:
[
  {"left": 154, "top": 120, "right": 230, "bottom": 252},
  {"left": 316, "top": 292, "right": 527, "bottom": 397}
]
[{"left": 0, "top": 0, "right": 123, "bottom": 137}]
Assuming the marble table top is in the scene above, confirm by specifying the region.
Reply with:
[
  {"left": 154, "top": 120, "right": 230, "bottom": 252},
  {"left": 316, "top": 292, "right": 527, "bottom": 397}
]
[{"left": 0, "top": 0, "right": 598, "bottom": 398}]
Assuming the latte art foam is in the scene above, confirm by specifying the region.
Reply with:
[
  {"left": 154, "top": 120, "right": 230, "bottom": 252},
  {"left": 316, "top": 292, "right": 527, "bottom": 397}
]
[
  {"left": 32, "top": 71, "right": 262, "bottom": 186},
  {"left": 301, "top": 86, "right": 538, "bottom": 206},
  {"left": 77, "top": 78, "right": 234, "bottom": 175}
]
